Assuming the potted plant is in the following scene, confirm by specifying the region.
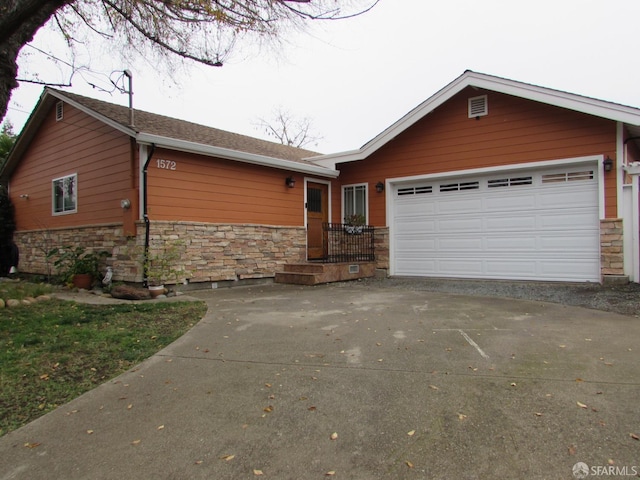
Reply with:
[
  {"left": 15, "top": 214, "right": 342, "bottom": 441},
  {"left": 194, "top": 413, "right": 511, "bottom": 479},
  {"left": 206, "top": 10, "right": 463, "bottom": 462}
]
[
  {"left": 144, "top": 241, "right": 185, "bottom": 298},
  {"left": 344, "top": 213, "right": 366, "bottom": 234},
  {"left": 49, "top": 246, "right": 110, "bottom": 289}
]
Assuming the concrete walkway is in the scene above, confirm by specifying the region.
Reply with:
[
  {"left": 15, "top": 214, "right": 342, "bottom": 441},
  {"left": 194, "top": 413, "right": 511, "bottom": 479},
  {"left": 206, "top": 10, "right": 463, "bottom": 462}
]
[{"left": 1, "top": 283, "right": 639, "bottom": 479}]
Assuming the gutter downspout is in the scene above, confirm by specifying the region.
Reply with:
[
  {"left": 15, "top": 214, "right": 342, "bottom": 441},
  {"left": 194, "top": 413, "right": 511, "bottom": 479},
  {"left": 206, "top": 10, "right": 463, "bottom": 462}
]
[{"left": 142, "top": 143, "right": 155, "bottom": 287}]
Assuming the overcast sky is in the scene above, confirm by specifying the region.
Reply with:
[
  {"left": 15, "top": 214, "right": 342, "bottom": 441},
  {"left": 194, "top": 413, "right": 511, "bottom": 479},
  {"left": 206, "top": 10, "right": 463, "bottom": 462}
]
[{"left": 6, "top": 0, "right": 640, "bottom": 154}]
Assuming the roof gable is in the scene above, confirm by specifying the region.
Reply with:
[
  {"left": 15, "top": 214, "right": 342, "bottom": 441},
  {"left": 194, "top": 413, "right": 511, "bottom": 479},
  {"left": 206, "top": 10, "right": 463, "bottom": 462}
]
[{"left": 311, "top": 70, "right": 640, "bottom": 167}]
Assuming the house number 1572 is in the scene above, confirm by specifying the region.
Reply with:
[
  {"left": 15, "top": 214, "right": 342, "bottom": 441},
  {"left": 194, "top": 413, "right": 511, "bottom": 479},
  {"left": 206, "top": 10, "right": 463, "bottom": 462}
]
[{"left": 156, "top": 159, "right": 177, "bottom": 170}]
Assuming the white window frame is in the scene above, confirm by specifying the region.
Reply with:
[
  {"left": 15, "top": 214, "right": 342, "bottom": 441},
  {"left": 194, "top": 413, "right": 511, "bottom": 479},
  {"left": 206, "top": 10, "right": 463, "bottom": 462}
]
[
  {"left": 342, "top": 183, "right": 368, "bottom": 223},
  {"left": 52, "top": 173, "right": 77, "bottom": 215}
]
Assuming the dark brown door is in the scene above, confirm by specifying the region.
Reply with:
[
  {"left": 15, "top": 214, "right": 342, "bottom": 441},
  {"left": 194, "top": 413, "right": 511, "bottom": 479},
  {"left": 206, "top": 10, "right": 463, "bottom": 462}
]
[{"left": 306, "top": 182, "right": 329, "bottom": 260}]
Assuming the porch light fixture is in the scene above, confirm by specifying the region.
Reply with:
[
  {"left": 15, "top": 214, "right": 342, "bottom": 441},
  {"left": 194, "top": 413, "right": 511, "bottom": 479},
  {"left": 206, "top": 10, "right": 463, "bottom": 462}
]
[
  {"left": 285, "top": 176, "right": 296, "bottom": 188},
  {"left": 19, "top": 194, "right": 29, "bottom": 199},
  {"left": 120, "top": 198, "right": 131, "bottom": 209},
  {"left": 375, "top": 181, "right": 384, "bottom": 193},
  {"left": 603, "top": 157, "right": 614, "bottom": 172}
]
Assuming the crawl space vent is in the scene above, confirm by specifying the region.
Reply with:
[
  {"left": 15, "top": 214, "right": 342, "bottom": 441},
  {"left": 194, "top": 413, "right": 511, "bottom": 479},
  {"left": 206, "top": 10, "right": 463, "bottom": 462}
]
[{"left": 468, "top": 95, "right": 488, "bottom": 118}]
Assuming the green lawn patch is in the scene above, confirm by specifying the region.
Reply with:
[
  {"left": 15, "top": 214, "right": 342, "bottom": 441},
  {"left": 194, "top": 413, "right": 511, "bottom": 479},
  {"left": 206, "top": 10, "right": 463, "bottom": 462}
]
[{"left": 0, "top": 297, "right": 207, "bottom": 436}]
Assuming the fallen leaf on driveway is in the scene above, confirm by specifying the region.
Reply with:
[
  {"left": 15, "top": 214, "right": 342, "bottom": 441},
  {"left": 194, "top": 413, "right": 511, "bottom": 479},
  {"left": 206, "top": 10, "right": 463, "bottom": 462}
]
[
  {"left": 631, "top": 433, "right": 639, "bottom": 441},
  {"left": 23, "top": 442, "right": 41, "bottom": 449},
  {"left": 263, "top": 406, "right": 273, "bottom": 413},
  {"left": 407, "top": 430, "right": 415, "bottom": 436},
  {"left": 131, "top": 439, "right": 141, "bottom": 445},
  {"left": 87, "top": 430, "right": 94, "bottom": 434},
  {"left": 577, "top": 401, "right": 588, "bottom": 409},
  {"left": 220, "top": 454, "right": 235, "bottom": 461},
  {"left": 253, "top": 469, "right": 264, "bottom": 476},
  {"left": 325, "top": 471, "right": 336, "bottom": 476},
  {"left": 568, "top": 444, "right": 577, "bottom": 455},
  {"left": 330, "top": 432, "right": 338, "bottom": 440},
  {"left": 457, "top": 413, "right": 467, "bottom": 421},
  {"left": 406, "top": 461, "right": 414, "bottom": 468},
  {"left": 429, "top": 385, "right": 439, "bottom": 390}
]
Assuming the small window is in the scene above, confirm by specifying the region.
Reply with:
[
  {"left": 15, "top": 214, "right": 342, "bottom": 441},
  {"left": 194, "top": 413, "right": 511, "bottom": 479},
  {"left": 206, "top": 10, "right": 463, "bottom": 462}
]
[
  {"left": 397, "top": 185, "right": 433, "bottom": 196},
  {"left": 307, "top": 187, "right": 322, "bottom": 213},
  {"left": 542, "top": 170, "right": 594, "bottom": 184},
  {"left": 440, "top": 181, "right": 479, "bottom": 192},
  {"left": 488, "top": 176, "right": 533, "bottom": 188},
  {"left": 56, "top": 101, "right": 64, "bottom": 121},
  {"left": 468, "top": 95, "right": 488, "bottom": 118},
  {"left": 52, "top": 173, "right": 77, "bottom": 215},
  {"left": 343, "top": 184, "right": 367, "bottom": 222}
]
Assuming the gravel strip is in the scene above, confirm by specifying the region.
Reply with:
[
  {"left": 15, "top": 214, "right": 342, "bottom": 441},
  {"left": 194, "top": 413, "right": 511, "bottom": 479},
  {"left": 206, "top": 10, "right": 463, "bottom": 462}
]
[{"left": 362, "top": 276, "right": 640, "bottom": 317}]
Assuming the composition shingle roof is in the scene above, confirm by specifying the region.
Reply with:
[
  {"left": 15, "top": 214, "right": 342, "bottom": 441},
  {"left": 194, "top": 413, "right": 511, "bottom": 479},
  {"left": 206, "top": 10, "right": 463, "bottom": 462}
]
[{"left": 53, "top": 88, "right": 321, "bottom": 163}]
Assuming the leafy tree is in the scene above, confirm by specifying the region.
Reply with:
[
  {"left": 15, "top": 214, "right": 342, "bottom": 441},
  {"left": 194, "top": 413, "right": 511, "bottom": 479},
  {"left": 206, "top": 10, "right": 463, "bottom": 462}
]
[
  {"left": 0, "top": 0, "right": 380, "bottom": 122},
  {"left": 255, "top": 107, "right": 323, "bottom": 149},
  {"left": 0, "top": 121, "right": 16, "bottom": 170}
]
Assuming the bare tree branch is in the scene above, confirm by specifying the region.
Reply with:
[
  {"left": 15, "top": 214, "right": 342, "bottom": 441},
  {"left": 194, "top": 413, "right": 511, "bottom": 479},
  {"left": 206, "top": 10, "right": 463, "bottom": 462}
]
[
  {"left": 1, "top": 0, "right": 380, "bottom": 121},
  {"left": 255, "top": 107, "right": 323, "bottom": 149}
]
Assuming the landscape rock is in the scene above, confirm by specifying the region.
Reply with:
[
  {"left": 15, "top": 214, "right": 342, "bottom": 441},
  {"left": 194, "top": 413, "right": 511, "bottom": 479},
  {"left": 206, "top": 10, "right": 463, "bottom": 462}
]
[
  {"left": 110, "top": 285, "right": 151, "bottom": 300},
  {"left": 6, "top": 299, "right": 20, "bottom": 308},
  {"left": 36, "top": 295, "right": 52, "bottom": 302}
]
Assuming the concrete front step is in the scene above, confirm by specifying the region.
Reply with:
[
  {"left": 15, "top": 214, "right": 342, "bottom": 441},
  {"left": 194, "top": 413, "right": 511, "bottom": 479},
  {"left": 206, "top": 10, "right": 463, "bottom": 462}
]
[{"left": 274, "top": 262, "right": 376, "bottom": 285}]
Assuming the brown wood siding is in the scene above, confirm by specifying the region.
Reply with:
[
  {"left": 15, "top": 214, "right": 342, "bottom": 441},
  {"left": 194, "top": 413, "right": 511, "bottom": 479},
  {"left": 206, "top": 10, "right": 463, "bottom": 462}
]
[
  {"left": 336, "top": 88, "right": 618, "bottom": 225},
  {"left": 147, "top": 148, "right": 304, "bottom": 226},
  {"left": 9, "top": 103, "right": 133, "bottom": 231}
]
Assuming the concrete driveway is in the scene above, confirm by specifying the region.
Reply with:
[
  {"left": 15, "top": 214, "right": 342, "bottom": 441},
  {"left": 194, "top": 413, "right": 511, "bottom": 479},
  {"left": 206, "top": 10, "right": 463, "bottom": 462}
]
[{"left": 1, "top": 282, "right": 639, "bottom": 479}]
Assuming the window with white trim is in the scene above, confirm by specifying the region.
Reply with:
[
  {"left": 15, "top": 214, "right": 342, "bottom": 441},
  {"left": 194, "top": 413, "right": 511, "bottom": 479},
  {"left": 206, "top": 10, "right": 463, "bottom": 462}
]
[
  {"left": 342, "top": 184, "right": 367, "bottom": 223},
  {"left": 52, "top": 173, "right": 77, "bottom": 215}
]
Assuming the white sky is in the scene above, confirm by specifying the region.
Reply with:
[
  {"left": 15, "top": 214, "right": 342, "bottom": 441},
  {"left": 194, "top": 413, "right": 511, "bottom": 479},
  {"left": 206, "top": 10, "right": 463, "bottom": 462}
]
[{"left": 5, "top": 0, "right": 640, "bottom": 154}]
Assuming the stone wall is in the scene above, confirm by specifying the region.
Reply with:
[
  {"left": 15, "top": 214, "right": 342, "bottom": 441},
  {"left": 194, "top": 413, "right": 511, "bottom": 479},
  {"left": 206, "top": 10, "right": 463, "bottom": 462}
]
[
  {"left": 149, "top": 221, "right": 306, "bottom": 284},
  {"left": 14, "top": 221, "right": 307, "bottom": 284},
  {"left": 13, "top": 223, "right": 136, "bottom": 281},
  {"left": 600, "top": 219, "right": 624, "bottom": 277},
  {"left": 374, "top": 227, "right": 389, "bottom": 272}
]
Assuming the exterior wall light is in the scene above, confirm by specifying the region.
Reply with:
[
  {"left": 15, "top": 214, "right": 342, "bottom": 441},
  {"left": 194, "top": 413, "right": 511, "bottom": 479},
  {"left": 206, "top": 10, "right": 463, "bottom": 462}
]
[
  {"left": 121, "top": 198, "right": 131, "bottom": 209},
  {"left": 603, "top": 157, "right": 614, "bottom": 172},
  {"left": 375, "top": 181, "right": 384, "bottom": 193},
  {"left": 285, "top": 176, "right": 296, "bottom": 188},
  {"left": 19, "top": 194, "right": 29, "bottom": 199}
]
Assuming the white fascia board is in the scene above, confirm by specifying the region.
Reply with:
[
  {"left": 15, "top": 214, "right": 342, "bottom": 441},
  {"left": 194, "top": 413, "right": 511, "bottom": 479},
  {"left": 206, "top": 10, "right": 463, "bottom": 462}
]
[
  {"left": 47, "top": 90, "right": 137, "bottom": 137},
  {"left": 137, "top": 133, "right": 339, "bottom": 178}
]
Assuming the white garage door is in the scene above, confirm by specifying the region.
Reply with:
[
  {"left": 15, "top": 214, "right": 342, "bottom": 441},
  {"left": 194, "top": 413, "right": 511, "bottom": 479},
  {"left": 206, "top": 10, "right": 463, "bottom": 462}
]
[{"left": 392, "top": 166, "right": 600, "bottom": 282}]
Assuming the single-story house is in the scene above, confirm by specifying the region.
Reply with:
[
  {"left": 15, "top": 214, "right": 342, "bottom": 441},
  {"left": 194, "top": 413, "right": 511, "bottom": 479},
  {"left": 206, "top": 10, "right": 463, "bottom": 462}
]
[{"left": 2, "top": 70, "right": 640, "bottom": 285}]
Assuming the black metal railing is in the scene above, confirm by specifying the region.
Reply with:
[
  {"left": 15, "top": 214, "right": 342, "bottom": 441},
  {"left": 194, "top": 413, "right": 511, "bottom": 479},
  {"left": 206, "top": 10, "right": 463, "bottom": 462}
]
[{"left": 322, "top": 223, "right": 375, "bottom": 263}]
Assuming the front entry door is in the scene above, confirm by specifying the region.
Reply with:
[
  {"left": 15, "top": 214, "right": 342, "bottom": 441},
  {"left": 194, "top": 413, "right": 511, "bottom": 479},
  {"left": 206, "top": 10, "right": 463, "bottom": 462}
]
[{"left": 306, "top": 182, "right": 329, "bottom": 260}]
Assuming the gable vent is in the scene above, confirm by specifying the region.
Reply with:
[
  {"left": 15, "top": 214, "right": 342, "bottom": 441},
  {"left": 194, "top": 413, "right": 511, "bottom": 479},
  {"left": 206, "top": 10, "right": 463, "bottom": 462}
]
[
  {"left": 468, "top": 95, "right": 488, "bottom": 118},
  {"left": 55, "top": 101, "right": 64, "bottom": 121}
]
